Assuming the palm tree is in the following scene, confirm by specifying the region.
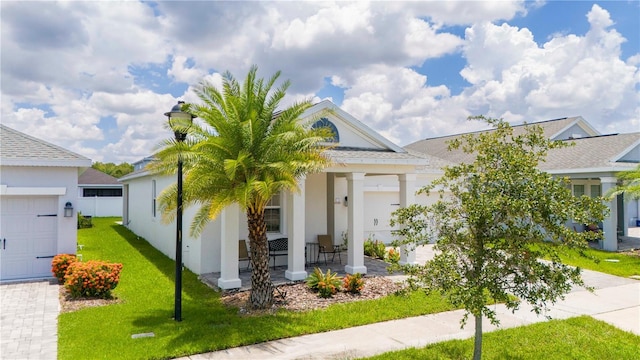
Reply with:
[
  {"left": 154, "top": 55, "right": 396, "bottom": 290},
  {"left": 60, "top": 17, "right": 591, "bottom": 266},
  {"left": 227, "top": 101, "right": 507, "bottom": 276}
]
[
  {"left": 150, "top": 66, "right": 332, "bottom": 308},
  {"left": 606, "top": 164, "right": 640, "bottom": 200}
]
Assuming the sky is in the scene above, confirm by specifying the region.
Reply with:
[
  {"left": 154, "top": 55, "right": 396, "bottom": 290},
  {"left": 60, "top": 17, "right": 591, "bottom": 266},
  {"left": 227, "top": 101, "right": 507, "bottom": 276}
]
[{"left": 1, "top": 0, "right": 639, "bottom": 164}]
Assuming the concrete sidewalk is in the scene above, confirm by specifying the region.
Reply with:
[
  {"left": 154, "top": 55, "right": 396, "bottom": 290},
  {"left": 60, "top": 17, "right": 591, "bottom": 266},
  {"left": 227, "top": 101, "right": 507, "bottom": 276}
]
[{"left": 177, "top": 268, "right": 640, "bottom": 360}]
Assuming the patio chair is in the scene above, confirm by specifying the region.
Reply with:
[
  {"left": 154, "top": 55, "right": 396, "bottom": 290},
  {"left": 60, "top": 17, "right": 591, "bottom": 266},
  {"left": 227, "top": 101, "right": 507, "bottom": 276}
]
[
  {"left": 316, "top": 234, "right": 341, "bottom": 265},
  {"left": 239, "top": 239, "right": 251, "bottom": 271}
]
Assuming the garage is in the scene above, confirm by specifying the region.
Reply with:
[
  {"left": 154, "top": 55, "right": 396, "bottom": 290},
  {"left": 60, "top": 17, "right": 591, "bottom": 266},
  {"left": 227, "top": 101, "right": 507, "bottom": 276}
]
[
  {"left": 0, "top": 196, "right": 59, "bottom": 281},
  {"left": 1, "top": 124, "right": 91, "bottom": 282}
]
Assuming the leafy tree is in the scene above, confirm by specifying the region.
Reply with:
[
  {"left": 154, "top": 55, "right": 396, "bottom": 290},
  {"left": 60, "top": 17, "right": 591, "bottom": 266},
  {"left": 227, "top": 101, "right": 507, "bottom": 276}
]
[
  {"left": 605, "top": 163, "right": 640, "bottom": 200},
  {"left": 391, "top": 116, "right": 607, "bottom": 360},
  {"left": 150, "top": 66, "right": 332, "bottom": 308},
  {"left": 92, "top": 162, "right": 134, "bottom": 178}
]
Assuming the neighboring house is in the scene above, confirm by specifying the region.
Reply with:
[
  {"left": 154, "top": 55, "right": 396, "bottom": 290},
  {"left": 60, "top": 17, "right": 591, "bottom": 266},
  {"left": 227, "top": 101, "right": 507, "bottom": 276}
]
[
  {"left": 119, "top": 100, "right": 431, "bottom": 289},
  {"left": 405, "top": 116, "right": 640, "bottom": 251},
  {"left": 0, "top": 124, "right": 91, "bottom": 281},
  {"left": 77, "top": 168, "right": 123, "bottom": 217}
]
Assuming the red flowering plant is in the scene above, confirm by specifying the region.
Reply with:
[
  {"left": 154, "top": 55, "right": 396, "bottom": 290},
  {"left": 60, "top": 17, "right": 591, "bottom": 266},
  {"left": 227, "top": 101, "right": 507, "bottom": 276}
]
[
  {"left": 64, "top": 260, "right": 123, "bottom": 299},
  {"left": 51, "top": 254, "right": 78, "bottom": 282}
]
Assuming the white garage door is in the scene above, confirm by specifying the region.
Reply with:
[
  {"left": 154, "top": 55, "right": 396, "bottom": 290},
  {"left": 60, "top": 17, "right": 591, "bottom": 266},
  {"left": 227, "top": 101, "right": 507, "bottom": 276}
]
[{"left": 0, "top": 196, "right": 58, "bottom": 281}]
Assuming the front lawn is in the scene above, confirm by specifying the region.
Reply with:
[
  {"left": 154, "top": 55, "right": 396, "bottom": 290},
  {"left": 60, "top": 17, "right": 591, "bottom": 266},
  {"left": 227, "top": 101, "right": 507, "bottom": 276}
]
[
  {"left": 59, "top": 218, "right": 455, "bottom": 360},
  {"left": 545, "top": 243, "right": 640, "bottom": 278},
  {"left": 363, "top": 316, "right": 640, "bottom": 359}
]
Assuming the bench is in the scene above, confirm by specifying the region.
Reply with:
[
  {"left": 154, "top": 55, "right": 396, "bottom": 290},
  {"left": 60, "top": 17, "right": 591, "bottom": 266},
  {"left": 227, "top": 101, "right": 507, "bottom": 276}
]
[{"left": 268, "top": 237, "right": 288, "bottom": 269}]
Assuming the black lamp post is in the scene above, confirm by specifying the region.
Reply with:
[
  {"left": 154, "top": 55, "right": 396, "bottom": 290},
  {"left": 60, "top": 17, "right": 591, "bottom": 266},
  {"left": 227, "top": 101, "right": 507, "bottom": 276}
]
[{"left": 164, "top": 100, "right": 195, "bottom": 322}]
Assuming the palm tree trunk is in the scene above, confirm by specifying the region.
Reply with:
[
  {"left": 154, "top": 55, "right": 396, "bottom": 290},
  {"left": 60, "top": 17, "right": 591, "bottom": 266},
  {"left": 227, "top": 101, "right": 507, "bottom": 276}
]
[
  {"left": 246, "top": 207, "right": 273, "bottom": 308},
  {"left": 473, "top": 313, "right": 483, "bottom": 360}
]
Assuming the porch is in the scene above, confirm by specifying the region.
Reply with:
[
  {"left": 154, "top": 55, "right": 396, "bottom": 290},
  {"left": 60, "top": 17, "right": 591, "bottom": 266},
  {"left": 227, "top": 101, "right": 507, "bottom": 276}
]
[
  {"left": 200, "top": 254, "right": 407, "bottom": 292},
  {"left": 597, "top": 226, "right": 640, "bottom": 252}
]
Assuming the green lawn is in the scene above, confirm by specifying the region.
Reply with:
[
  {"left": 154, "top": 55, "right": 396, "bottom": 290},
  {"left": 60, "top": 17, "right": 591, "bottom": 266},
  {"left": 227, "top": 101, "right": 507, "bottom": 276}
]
[
  {"left": 59, "top": 218, "right": 455, "bottom": 360},
  {"left": 546, "top": 243, "right": 640, "bottom": 278},
  {"left": 363, "top": 316, "right": 640, "bottom": 360}
]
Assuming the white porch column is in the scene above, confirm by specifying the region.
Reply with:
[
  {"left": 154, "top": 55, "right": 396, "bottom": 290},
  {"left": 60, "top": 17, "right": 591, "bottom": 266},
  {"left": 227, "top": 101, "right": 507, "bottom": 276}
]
[
  {"left": 398, "top": 173, "right": 417, "bottom": 265},
  {"left": 600, "top": 177, "right": 618, "bottom": 251},
  {"left": 218, "top": 203, "right": 241, "bottom": 289},
  {"left": 286, "top": 176, "right": 307, "bottom": 281},
  {"left": 346, "top": 172, "right": 367, "bottom": 274}
]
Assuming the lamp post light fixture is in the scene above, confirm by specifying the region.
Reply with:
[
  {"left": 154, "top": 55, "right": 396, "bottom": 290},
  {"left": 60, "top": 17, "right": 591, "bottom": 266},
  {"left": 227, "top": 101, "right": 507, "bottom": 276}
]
[{"left": 164, "top": 100, "right": 196, "bottom": 322}]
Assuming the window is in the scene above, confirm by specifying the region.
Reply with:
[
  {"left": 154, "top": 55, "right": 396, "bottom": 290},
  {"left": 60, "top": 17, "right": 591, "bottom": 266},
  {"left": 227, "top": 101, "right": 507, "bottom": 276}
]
[
  {"left": 152, "top": 180, "right": 157, "bottom": 218},
  {"left": 83, "top": 188, "right": 122, "bottom": 197},
  {"left": 311, "top": 118, "right": 340, "bottom": 142},
  {"left": 265, "top": 194, "right": 281, "bottom": 232},
  {"left": 573, "top": 184, "right": 585, "bottom": 197},
  {"left": 590, "top": 184, "right": 601, "bottom": 198}
]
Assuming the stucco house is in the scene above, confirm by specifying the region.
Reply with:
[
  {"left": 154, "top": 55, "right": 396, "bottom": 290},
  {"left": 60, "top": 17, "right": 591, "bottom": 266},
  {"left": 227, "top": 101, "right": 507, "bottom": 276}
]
[
  {"left": 0, "top": 124, "right": 91, "bottom": 281},
  {"left": 119, "top": 100, "right": 431, "bottom": 289},
  {"left": 120, "top": 101, "right": 639, "bottom": 290},
  {"left": 406, "top": 116, "right": 640, "bottom": 251},
  {"left": 77, "top": 168, "right": 123, "bottom": 217}
]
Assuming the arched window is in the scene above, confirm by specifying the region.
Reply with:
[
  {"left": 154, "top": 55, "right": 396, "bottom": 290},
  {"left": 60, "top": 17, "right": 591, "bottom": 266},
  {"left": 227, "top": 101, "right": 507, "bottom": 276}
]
[{"left": 311, "top": 118, "right": 339, "bottom": 143}]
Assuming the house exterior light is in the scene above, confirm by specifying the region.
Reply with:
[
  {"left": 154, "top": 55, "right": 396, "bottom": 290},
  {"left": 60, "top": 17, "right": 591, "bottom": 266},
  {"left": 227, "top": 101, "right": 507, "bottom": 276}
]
[{"left": 64, "top": 202, "right": 73, "bottom": 217}]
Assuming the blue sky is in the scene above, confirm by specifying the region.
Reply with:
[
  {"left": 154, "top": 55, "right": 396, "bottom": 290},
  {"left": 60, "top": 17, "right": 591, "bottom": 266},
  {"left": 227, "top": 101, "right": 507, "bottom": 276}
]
[{"left": 1, "top": 1, "right": 638, "bottom": 163}]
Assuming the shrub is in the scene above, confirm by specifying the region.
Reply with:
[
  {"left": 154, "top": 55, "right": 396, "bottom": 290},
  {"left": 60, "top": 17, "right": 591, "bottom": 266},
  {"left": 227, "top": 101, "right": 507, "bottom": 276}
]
[
  {"left": 64, "top": 260, "right": 123, "bottom": 299},
  {"left": 51, "top": 254, "right": 78, "bottom": 282},
  {"left": 363, "top": 238, "right": 375, "bottom": 257},
  {"left": 385, "top": 248, "right": 401, "bottom": 264},
  {"left": 364, "top": 237, "right": 386, "bottom": 259},
  {"left": 77, "top": 212, "right": 93, "bottom": 229},
  {"left": 305, "top": 267, "right": 342, "bottom": 298},
  {"left": 343, "top": 273, "right": 364, "bottom": 294}
]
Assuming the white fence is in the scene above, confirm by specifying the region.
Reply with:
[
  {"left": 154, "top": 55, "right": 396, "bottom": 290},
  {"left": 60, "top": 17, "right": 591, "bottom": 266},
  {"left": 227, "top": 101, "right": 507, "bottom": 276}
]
[{"left": 77, "top": 197, "right": 122, "bottom": 217}]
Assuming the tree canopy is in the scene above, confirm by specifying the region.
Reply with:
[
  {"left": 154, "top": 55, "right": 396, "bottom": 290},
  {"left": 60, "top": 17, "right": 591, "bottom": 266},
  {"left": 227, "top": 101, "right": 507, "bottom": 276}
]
[
  {"left": 92, "top": 162, "right": 133, "bottom": 178},
  {"left": 391, "top": 116, "right": 607, "bottom": 360}
]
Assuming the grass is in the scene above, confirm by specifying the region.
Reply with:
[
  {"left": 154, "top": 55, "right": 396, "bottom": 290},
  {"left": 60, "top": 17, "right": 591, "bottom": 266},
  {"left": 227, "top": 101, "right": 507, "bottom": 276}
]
[
  {"left": 363, "top": 316, "right": 640, "bottom": 359},
  {"left": 59, "top": 218, "right": 455, "bottom": 360},
  {"left": 543, "top": 243, "right": 640, "bottom": 278}
]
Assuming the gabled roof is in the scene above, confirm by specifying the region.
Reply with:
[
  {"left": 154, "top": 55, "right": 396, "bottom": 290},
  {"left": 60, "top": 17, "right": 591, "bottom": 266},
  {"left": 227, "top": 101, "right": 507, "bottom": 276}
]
[
  {"left": 79, "top": 168, "right": 120, "bottom": 185},
  {"left": 540, "top": 133, "right": 640, "bottom": 172},
  {"left": 404, "top": 116, "right": 638, "bottom": 174},
  {"left": 301, "top": 100, "right": 429, "bottom": 167},
  {"left": 545, "top": 116, "right": 599, "bottom": 140},
  {"left": 406, "top": 116, "right": 594, "bottom": 158},
  {"left": 302, "top": 100, "right": 407, "bottom": 153},
  {"left": 0, "top": 124, "right": 91, "bottom": 167}
]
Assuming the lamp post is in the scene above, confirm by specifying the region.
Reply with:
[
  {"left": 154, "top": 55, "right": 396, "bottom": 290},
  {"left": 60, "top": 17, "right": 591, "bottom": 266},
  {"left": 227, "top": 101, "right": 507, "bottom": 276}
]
[{"left": 165, "top": 100, "right": 195, "bottom": 322}]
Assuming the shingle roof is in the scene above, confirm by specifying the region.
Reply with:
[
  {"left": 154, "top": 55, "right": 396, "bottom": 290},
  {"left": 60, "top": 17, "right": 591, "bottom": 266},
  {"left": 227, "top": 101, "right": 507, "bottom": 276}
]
[
  {"left": 540, "top": 133, "right": 640, "bottom": 171},
  {"left": 404, "top": 117, "right": 639, "bottom": 173},
  {"left": 325, "top": 147, "right": 431, "bottom": 165},
  {"left": 405, "top": 117, "right": 584, "bottom": 160},
  {"left": 0, "top": 124, "right": 91, "bottom": 167},
  {"left": 78, "top": 168, "right": 120, "bottom": 185}
]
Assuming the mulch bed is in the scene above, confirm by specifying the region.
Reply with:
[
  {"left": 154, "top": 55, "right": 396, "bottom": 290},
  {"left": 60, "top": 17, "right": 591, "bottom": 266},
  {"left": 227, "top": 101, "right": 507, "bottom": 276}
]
[{"left": 220, "top": 276, "right": 404, "bottom": 315}]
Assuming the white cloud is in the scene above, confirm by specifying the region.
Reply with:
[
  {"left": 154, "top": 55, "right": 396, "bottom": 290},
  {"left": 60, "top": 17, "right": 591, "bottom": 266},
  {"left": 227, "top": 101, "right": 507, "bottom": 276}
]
[
  {"left": 401, "top": 0, "right": 528, "bottom": 26},
  {"left": 339, "top": 4, "right": 638, "bottom": 146},
  {"left": 456, "top": 4, "right": 638, "bottom": 131},
  {"left": 1, "top": 1, "right": 636, "bottom": 162}
]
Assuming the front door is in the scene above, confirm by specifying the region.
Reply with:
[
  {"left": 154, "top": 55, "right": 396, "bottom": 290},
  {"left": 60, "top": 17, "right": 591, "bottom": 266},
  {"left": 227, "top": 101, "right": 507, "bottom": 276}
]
[{"left": 0, "top": 196, "right": 58, "bottom": 280}]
